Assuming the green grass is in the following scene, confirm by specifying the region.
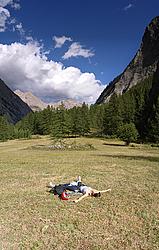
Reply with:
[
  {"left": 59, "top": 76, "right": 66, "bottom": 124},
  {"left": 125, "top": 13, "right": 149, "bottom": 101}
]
[{"left": 0, "top": 137, "right": 159, "bottom": 250}]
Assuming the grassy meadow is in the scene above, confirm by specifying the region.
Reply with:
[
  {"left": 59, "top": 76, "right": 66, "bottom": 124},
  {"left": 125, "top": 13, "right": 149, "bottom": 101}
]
[{"left": 0, "top": 136, "right": 159, "bottom": 250}]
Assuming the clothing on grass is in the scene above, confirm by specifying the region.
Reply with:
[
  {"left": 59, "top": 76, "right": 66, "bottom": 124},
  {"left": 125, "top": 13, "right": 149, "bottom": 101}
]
[{"left": 50, "top": 180, "right": 86, "bottom": 196}]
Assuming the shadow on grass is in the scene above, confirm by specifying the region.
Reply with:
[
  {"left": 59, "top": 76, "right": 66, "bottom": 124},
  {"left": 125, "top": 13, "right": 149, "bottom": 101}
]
[
  {"left": 95, "top": 154, "right": 159, "bottom": 163},
  {"left": 103, "top": 143, "right": 126, "bottom": 147}
]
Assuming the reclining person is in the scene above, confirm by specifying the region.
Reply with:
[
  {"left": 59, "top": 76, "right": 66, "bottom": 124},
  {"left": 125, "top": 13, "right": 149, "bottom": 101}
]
[
  {"left": 48, "top": 176, "right": 111, "bottom": 202},
  {"left": 73, "top": 185, "right": 111, "bottom": 203},
  {"left": 48, "top": 176, "right": 83, "bottom": 199}
]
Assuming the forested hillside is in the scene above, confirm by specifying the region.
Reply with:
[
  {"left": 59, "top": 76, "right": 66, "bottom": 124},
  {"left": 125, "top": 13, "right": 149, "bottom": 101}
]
[{"left": 0, "top": 75, "right": 159, "bottom": 144}]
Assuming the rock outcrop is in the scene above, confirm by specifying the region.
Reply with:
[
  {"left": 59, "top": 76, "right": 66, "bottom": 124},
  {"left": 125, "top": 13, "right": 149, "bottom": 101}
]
[
  {"left": 96, "top": 16, "right": 159, "bottom": 104},
  {"left": 0, "top": 79, "right": 32, "bottom": 124}
]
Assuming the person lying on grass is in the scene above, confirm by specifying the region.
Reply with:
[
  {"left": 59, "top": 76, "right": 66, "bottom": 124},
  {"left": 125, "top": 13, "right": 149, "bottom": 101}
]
[
  {"left": 48, "top": 176, "right": 82, "bottom": 200},
  {"left": 73, "top": 185, "right": 111, "bottom": 203},
  {"left": 48, "top": 176, "right": 111, "bottom": 202}
]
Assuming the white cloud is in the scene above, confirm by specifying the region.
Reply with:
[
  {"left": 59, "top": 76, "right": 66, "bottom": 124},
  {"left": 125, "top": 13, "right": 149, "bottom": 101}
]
[
  {"left": 0, "top": 0, "right": 12, "bottom": 7},
  {"left": 53, "top": 35, "right": 72, "bottom": 48},
  {"left": 0, "top": 0, "right": 20, "bottom": 32},
  {"left": 0, "top": 0, "right": 20, "bottom": 8},
  {"left": 63, "top": 42, "right": 94, "bottom": 59},
  {"left": 0, "top": 6, "right": 10, "bottom": 31},
  {"left": 15, "top": 22, "right": 25, "bottom": 35},
  {"left": 25, "top": 36, "right": 34, "bottom": 42},
  {"left": 124, "top": 3, "right": 133, "bottom": 11},
  {"left": 0, "top": 42, "right": 104, "bottom": 103},
  {"left": 11, "top": 2, "right": 20, "bottom": 9},
  {"left": 9, "top": 17, "right": 16, "bottom": 24}
]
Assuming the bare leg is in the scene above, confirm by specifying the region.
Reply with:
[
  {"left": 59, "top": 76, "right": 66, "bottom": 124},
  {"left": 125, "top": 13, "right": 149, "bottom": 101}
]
[{"left": 73, "top": 189, "right": 111, "bottom": 203}]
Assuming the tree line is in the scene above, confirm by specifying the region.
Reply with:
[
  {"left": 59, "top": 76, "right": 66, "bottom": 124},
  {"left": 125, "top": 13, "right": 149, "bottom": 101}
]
[{"left": 0, "top": 76, "right": 159, "bottom": 144}]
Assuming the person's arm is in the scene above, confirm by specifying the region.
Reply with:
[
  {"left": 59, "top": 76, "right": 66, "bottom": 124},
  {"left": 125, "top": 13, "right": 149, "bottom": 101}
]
[
  {"left": 97, "top": 188, "right": 111, "bottom": 193},
  {"left": 73, "top": 193, "right": 88, "bottom": 203},
  {"left": 73, "top": 189, "right": 111, "bottom": 203}
]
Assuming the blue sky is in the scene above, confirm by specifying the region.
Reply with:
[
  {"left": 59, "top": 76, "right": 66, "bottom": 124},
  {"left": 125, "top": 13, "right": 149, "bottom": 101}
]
[{"left": 0, "top": 0, "right": 159, "bottom": 103}]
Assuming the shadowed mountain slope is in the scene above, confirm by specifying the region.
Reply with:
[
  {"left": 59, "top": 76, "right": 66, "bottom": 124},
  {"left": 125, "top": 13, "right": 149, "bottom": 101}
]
[{"left": 0, "top": 79, "right": 32, "bottom": 124}]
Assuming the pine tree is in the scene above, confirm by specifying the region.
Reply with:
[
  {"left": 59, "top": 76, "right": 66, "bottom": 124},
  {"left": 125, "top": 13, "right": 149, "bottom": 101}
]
[
  {"left": 38, "top": 106, "right": 54, "bottom": 135},
  {"left": 64, "top": 109, "right": 73, "bottom": 136},
  {"left": 51, "top": 104, "right": 68, "bottom": 139},
  {"left": 117, "top": 122, "right": 138, "bottom": 145},
  {"left": 147, "top": 96, "right": 159, "bottom": 142},
  {"left": 80, "top": 103, "right": 90, "bottom": 135},
  {"left": 133, "top": 77, "right": 153, "bottom": 138},
  {"left": 120, "top": 92, "right": 136, "bottom": 123},
  {"left": 16, "top": 112, "right": 34, "bottom": 134},
  {"left": 69, "top": 107, "right": 82, "bottom": 136},
  {"left": 102, "top": 94, "right": 123, "bottom": 136},
  {"left": 89, "top": 104, "right": 105, "bottom": 133}
]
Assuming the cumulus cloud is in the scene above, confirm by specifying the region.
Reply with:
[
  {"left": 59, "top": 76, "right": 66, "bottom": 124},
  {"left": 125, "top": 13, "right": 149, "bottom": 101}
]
[
  {"left": 0, "top": 0, "right": 20, "bottom": 32},
  {"left": 0, "top": 0, "right": 12, "bottom": 7},
  {"left": 0, "top": 0, "right": 20, "bottom": 8},
  {"left": 11, "top": 2, "right": 20, "bottom": 10},
  {"left": 123, "top": 3, "right": 133, "bottom": 11},
  {"left": 25, "top": 36, "right": 34, "bottom": 42},
  {"left": 0, "top": 6, "right": 10, "bottom": 31},
  {"left": 15, "top": 22, "right": 25, "bottom": 35},
  {"left": 53, "top": 35, "right": 72, "bottom": 48},
  {"left": 63, "top": 42, "right": 94, "bottom": 59},
  {"left": 0, "top": 42, "right": 104, "bottom": 103}
]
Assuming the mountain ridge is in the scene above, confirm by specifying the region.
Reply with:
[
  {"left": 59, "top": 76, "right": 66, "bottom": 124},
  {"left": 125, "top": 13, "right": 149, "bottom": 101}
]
[
  {"left": 14, "top": 90, "right": 82, "bottom": 111},
  {"left": 96, "top": 16, "right": 159, "bottom": 104},
  {"left": 14, "top": 90, "right": 47, "bottom": 111}
]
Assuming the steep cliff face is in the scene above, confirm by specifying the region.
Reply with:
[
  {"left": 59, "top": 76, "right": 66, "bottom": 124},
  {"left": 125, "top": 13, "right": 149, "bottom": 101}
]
[
  {"left": 0, "top": 79, "right": 32, "bottom": 124},
  {"left": 96, "top": 16, "right": 159, "bottom": 104}
]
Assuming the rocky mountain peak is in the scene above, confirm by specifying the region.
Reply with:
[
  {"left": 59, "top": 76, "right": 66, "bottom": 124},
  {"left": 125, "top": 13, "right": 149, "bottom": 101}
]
[
  {"left": 14, "top": 90, "right": 47, "bottom": 111},
  {"left": 96, "top": 16, "right": 159, "bottom": 104},
  {"left": 15, "top": 90, "right": 82, "bottom": 111}
]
